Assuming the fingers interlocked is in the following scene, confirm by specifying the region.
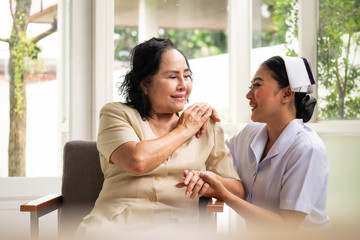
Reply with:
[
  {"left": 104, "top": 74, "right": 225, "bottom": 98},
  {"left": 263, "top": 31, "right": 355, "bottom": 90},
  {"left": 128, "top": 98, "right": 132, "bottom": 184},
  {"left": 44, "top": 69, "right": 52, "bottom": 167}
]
[{"left": 183, "top": 170, "right": 210, "bottom": 199}]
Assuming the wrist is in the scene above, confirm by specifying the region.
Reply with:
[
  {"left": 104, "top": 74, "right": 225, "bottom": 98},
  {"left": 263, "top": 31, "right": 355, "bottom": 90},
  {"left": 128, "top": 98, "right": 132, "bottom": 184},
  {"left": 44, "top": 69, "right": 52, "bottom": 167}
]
[
  {"left": 224, "top": 190, "right": 239, "bottom": 204},
  {"left": 174, "top": 124, "right": 194, "bottom": 140}
]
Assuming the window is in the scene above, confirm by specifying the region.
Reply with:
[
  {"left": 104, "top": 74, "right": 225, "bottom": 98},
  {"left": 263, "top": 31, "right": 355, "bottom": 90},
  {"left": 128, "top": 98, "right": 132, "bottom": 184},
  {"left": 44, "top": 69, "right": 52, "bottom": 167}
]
[
  {"left": 0, "top": 0, "right": 60, "bottom": 177},
  {"left": 317, "top": 0, "right": 360, "bottom": 120},
  {"left": 113, "top": 0, "right": 230, "bottom": 120},
  {"left": 253, "top": 0, "right": 360, "bottom": 121},
  {"left": 251, "top": 0, "right": 297, "bottom": 79}
]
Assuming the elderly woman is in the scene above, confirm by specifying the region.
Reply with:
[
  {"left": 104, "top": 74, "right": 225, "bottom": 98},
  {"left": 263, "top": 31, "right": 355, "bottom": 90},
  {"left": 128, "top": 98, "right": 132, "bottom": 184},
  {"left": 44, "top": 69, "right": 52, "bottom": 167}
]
[{"left": 76, "top": 38, "right": 243, "bottom": 236}]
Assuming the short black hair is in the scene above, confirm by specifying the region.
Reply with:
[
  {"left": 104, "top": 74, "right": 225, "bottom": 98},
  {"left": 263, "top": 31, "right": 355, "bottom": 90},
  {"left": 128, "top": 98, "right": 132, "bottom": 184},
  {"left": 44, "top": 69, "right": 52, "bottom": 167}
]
[{"left": 119, "top": 37, "right": 192, "bottom": 120}]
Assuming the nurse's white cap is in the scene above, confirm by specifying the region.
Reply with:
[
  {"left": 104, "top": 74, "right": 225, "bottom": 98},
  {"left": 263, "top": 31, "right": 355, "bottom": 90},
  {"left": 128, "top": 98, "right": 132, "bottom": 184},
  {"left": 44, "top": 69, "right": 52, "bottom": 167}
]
[{"left": 282, "top": 56, "right": 315, "bottom": 93}]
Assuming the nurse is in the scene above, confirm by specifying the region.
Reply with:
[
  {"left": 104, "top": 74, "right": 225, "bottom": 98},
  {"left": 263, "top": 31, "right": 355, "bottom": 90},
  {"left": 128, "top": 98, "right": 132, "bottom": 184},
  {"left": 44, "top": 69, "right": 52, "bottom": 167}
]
[{"left": 184, "top": 56, "right": 330, "bottom": 228}]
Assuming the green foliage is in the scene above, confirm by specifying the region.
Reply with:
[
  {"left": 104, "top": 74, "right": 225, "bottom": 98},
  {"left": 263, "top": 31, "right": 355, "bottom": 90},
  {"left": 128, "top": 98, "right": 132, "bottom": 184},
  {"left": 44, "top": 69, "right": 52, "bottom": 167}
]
[
  {"left": 318, "top": 0, "right": 360, "bottom": 119},
  {"left": 252, "top": 31, "right": 285, "bottom": 48},
  {"left": 160, "top": 29, "right": 227, "bottom": 59},
  {"left": 271, "top": 0, "right": 360, "bottom": 119},
  {"left": 9, "top": 13, "right": 41, "bottom": 116},
  {"left": 113, "top": 28, "right": 227, "bottom": 61},
  {"left": 271, "top": 0, "right": 298, "bottom": 56},
  {"left": 114, "top": 28, "right": 138, "bottom": 61},
  {"left": 252, "top": 0, "right": 296, "bottom": 48}
]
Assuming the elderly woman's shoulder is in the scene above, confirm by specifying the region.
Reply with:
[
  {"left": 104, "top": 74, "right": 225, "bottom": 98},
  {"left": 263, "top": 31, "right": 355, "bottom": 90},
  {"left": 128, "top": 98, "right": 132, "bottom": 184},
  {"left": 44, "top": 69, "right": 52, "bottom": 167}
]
[
  {"left": 100, "top": 102, "right": 137, "bottom": 115},
  {"left": 101, "top": 102, "right": 129, "bottom": 111}
]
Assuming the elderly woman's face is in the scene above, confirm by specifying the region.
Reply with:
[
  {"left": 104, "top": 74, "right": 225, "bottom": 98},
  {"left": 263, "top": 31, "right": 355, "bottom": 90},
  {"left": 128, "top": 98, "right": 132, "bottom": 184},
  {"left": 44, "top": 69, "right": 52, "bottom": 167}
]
[{"left": 141, "top": 49, "right": 192, "bottom": 114}]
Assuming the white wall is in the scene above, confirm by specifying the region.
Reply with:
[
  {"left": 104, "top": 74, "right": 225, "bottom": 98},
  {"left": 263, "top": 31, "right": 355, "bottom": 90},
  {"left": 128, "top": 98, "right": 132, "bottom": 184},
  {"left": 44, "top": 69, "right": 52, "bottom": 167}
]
[{"left": 322, "top": 135, "right": 360, "bottom": 225}]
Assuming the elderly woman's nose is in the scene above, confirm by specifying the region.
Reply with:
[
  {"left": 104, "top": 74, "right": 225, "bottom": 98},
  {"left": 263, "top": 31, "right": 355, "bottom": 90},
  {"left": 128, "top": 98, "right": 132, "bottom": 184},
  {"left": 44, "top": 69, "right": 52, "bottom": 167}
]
[{"left": 178, "top": 77, "right": 187, "bottom": 90}]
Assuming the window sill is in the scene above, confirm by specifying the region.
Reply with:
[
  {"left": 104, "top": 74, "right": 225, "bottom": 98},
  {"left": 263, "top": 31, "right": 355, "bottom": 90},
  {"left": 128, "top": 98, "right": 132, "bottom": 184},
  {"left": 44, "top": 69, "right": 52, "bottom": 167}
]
[
  {"left": 307, "top": 120, "right": 360, "bottom": 136},
  {"left": 0, "top": 177, "right": 61, "bottom": 206},
  {"left": 222, "top": 120, "right": 360, "bottom": 136}
]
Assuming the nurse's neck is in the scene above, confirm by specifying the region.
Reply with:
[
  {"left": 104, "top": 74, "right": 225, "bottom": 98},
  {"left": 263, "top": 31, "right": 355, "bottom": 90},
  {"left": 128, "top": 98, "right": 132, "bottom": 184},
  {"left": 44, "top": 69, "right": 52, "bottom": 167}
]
[
  {"left": 266, "top": 123, "right": 286, "bottom": 143},
  {"left": 265, "top": 117, "right": 294, "bottom": 153},
  {"left": 266, "top": 110, "right": 295, "bottom": 143}
]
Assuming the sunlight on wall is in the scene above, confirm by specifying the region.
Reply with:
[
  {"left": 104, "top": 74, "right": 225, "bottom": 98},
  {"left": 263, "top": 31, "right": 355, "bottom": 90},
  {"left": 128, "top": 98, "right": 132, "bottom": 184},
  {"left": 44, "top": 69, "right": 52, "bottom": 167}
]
[{"left": 322, "top": 135, "right": 360, "bottom": 225}]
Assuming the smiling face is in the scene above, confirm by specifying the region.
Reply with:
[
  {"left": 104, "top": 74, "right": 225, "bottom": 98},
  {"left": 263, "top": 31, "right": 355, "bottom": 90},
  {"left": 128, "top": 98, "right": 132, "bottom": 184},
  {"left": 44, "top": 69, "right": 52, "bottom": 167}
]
[
  {"left": 141, "top": 49, "right": 192, "bottom": 115},
  {"left": 246, "top": 65, "right": 286, "bottom": 123}
]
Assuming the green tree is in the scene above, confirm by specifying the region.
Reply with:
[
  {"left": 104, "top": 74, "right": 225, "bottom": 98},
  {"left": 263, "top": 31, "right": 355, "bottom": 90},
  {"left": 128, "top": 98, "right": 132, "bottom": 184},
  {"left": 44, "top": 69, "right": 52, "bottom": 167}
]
[
  {"left": 160, "top": 29, "right": 227, "bottom": 59},
  {"left": 114, "top": 28, "right": 138, "bottom": 61},
  {"left": 113, "top": 28, "right": 227, "bottom": 61},
  {"left": 252, "top": 0, "right": 292, "bottom": 48},
  {"left": 272, "top": 0, "right": 360, "bottom": 119},
  {"left": 0, "top": 0, "right": 57, "bottom": 176},
  {"left": 318, "top": 0, "right": 360, "bottom": 119}
]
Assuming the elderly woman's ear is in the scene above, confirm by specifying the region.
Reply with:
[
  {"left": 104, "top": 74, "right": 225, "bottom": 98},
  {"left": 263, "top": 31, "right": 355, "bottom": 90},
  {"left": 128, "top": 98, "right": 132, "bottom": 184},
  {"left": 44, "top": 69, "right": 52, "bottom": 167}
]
[{"left": 140, "top": 79, "right": 150, "bottom": 95}]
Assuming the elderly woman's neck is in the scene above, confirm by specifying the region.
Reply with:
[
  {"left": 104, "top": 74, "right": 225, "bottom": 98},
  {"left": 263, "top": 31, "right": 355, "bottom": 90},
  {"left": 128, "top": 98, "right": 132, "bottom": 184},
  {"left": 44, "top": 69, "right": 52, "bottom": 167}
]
[{"left": 148, "top": 113, "right": 179, "bottom": 137}]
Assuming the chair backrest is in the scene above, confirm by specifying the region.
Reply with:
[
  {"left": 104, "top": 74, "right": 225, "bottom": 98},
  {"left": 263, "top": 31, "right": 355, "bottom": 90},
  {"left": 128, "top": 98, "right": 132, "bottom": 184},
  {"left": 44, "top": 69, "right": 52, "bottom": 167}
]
[{"left": 59, "top": 140, "right": 104, "bottom": 234}]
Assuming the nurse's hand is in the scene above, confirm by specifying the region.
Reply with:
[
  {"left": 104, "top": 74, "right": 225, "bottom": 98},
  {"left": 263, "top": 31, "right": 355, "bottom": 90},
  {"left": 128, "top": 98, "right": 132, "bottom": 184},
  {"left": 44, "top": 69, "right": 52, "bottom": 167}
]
[{"left": 199, "top": 172, "right": 230, "bottom": 202}]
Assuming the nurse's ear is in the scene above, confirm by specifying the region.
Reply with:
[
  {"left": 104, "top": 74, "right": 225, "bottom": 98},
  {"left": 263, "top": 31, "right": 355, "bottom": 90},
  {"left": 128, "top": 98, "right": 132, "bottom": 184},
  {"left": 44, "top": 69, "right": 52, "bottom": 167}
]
[{"left": 281, "top": 86, "right": 295, "bottom": 104}]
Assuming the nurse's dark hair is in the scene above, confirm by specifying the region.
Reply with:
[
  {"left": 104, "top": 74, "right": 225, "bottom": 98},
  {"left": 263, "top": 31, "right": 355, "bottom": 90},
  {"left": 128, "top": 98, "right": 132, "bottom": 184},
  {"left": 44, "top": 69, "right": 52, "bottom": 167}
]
[
  {"left": 261, "top": 56, "right": 316, "bottom": 123},
  {"left": 119, "top": 37, "right": 192, "bottom": 120}
]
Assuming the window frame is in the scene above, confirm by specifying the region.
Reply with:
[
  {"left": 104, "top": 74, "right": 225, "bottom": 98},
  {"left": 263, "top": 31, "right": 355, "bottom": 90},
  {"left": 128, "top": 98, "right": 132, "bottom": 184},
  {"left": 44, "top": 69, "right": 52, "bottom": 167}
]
[
  {"left": 227, "top": 0, "right": 360, "bottom": 136},
  {"left": 0, "top": 0, "right": 114, "bottom": 207}
]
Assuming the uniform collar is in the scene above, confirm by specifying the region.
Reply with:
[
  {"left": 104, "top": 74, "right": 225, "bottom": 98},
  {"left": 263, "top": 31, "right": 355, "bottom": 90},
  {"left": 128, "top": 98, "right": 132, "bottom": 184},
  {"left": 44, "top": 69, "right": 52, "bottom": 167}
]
[
  {"left": 250, "top": 119, "right": 304, "bottom": 163},
  {"left": 250, "top": 124, "right": 268, "bottom": 162}
]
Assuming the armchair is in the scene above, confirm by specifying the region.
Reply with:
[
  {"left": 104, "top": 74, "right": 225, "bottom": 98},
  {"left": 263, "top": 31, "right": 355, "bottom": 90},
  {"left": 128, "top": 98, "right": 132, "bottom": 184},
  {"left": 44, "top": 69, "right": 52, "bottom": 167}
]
[{"left": 20, "top": 140, "right": 224, "bottom": 239}]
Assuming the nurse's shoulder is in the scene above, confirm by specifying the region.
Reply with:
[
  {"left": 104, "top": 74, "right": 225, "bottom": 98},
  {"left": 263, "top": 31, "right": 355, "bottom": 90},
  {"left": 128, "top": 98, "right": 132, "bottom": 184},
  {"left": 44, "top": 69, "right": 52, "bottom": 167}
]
[
  {"left": 226, "top": 121, "right": 266, "bottom": 152},
  {"left": 289, "top": 123, "right": 328, "bottom": 167},
  {"left": 299, "top": 124, "right": 327, "bottom": 151}
]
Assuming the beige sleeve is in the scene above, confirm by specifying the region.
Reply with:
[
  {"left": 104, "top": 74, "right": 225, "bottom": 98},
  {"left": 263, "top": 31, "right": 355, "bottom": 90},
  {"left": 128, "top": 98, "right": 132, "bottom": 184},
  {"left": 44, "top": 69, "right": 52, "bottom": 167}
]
[
  {"left": 97, "top": 103, "right": 140, "bottom": 162},
  {"left": 205, "top": 122, "right": 240, "bottom": 180}
]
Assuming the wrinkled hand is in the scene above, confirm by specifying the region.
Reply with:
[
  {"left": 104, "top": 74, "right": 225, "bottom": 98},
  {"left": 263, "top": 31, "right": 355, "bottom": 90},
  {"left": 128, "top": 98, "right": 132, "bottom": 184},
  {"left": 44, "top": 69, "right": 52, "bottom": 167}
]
[
  {"left": 196, "top": 106, "right": 221, "bottom": 138},
  {"left": 175, "top": 169, "right": 227, "bottom": 199},
  {"left": 175, "top": 170, "right": 209, "bottom": 199},
  {"left": 177, "top": 103, "right": 220, "bottom": 139}
]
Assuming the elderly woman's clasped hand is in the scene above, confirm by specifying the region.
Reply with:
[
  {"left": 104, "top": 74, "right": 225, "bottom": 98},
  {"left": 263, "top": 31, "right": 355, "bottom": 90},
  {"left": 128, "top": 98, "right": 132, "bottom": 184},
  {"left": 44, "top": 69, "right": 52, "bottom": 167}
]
[
  {"left": 176, "top": 169, "right": 231, "bottom": 201},
  {"left": 177, "top": 102, "right": 220, "bottom": 139}
]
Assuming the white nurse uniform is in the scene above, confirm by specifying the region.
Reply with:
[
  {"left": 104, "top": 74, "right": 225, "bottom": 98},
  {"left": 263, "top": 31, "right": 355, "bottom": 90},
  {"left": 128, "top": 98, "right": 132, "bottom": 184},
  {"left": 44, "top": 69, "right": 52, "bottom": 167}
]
[{"left": 226, "top": 119, "right": 330, "bottom": 228}]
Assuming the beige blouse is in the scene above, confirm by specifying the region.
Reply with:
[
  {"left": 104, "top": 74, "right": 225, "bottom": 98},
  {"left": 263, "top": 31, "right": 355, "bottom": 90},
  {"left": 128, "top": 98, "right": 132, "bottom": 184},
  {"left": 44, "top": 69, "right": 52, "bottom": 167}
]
[{"left": 79, "top": 102, "right": 239, "bottom": 232}]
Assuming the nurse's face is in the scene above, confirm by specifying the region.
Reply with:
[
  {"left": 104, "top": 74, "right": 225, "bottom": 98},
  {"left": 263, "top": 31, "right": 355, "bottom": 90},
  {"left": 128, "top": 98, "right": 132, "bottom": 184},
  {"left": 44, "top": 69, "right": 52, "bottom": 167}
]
[
  {"left": 141, "top": 49, "right": 192, "bottom": 115},
  {"left": 246, "top": 65, "right": 284, "bottom": 123}
]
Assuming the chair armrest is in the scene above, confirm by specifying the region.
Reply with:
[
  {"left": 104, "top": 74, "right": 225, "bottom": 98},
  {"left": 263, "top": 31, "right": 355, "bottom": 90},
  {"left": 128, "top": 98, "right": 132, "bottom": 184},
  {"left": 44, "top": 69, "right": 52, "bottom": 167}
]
[
  {"left": 207, "top": 198, "right": 224, "bottom": 212},
  {"left": 20, "top": 194, "right": 62, "bottom": 212}
]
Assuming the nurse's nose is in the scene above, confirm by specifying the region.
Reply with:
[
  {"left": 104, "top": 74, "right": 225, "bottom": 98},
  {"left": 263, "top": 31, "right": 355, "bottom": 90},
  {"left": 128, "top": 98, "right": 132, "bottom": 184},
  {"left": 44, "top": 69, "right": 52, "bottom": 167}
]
[{"left": 246, "top": 87, "right": 253, "bottom": 99}]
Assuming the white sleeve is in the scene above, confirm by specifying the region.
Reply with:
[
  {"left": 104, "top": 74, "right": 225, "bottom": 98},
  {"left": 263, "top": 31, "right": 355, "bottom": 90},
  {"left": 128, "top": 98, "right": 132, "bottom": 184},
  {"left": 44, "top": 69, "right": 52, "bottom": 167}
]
[{"left": 279, "top": 137, "right": 329, "bottom": 214}]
